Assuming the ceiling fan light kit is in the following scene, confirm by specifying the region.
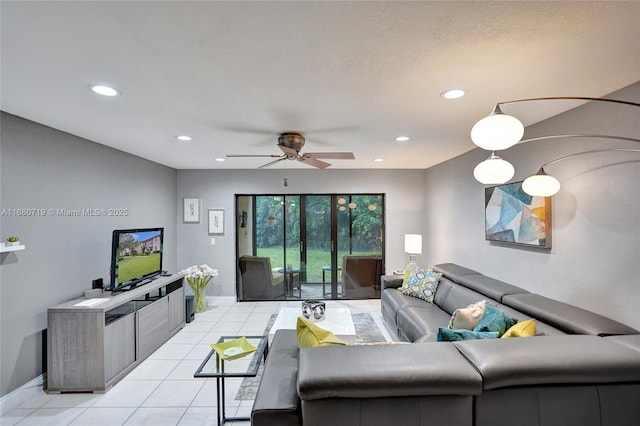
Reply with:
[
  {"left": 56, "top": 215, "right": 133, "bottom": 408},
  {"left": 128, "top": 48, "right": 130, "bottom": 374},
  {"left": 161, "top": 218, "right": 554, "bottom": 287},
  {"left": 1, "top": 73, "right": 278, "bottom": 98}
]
[{"left": 227, "top": 132, "right": 355, "bottom": 169}]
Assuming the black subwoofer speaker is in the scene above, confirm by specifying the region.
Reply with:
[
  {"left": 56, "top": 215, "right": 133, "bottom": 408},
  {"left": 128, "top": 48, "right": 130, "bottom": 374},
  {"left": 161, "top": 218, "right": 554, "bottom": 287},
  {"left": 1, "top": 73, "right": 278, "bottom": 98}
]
[{"left": 185, "top": 295, "right": 195, "bottom": 323}]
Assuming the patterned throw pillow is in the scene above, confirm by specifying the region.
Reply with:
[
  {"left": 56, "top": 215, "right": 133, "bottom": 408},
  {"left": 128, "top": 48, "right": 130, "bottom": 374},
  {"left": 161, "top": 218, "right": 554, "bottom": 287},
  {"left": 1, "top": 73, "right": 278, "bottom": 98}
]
[
  {"left": 401, "top": 266, "right": 442, "bottom": 303},
  {"left": 448, "top": 300, "right": 486, "bottom": 330},
  {"left": 473, "top": 304, "right": 518, "bottom": 336}
]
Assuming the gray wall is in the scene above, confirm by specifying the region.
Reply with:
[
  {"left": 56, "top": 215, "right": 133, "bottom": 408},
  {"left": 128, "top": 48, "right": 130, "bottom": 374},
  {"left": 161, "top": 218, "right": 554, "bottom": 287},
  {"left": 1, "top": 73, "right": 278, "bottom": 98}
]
[
  {"left": 423, "top": 82, "right": 640, "bottom": 329},
  {"left": 176, "top": 169, "right": 428, "bottom": 298},
  {"left": 0, "top": 113, "right": 177, "bottom": 396}
]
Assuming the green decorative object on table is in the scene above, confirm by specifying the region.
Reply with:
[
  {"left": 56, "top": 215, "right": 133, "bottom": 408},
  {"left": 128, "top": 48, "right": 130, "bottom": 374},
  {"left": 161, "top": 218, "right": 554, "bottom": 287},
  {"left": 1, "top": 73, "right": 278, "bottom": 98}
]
[
  {"left": 180, "top": 264, "right": 218, "bottom": 313},
  {"left": 6, "top": 236, "right": 20, "bottom": 247},
  {"left": 211, "top": 337, "right": 257, "bottom": 360}
]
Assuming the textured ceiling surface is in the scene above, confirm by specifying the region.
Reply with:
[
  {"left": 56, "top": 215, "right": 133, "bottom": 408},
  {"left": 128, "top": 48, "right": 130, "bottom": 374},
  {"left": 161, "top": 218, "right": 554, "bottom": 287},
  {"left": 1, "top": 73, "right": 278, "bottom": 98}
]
[{"left": 1, "top": 1, "right": 639, "bottom": 169}]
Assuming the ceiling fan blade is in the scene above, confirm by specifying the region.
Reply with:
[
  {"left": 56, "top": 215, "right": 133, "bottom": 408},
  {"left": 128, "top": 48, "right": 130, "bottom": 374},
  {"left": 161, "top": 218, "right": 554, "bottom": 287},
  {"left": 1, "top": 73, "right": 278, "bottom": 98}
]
[
  {"left": 220, "top": 125, "right": 277, "bottom": 135},
  {"left": 304, "top": 152, "right": 355, "bottom": 160},
  {"left": 226, "top": 154, "right": 283, "bottom": 158},
  {"left": 277, "top": 145, "right": 299, "bottom": 156},
  {"left": 258, "top": 157, "right": 286, "bottom": 169},
  {"left": 297, "top": 156, "right": 331, "bottom": 169}
]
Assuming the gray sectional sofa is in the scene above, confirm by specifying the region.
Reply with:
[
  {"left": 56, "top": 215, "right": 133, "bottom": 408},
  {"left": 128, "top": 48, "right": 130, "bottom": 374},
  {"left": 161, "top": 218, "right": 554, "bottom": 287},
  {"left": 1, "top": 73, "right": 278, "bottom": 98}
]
[{"left": 251, "top": 263, "right": 640, "bottom": 426}]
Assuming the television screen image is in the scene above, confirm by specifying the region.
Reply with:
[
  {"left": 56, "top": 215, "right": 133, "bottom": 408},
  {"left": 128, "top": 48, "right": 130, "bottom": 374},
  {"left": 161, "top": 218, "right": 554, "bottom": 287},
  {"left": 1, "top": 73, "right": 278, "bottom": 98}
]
[{"left": 110, "top": 228, "right": 164, "bottom": 289}]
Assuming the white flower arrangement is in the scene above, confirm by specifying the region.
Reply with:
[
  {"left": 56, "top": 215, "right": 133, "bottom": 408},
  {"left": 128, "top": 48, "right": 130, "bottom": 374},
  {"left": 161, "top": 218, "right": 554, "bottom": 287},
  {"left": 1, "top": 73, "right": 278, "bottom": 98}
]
[
  {"left": 180, "top": 264, "right": 219, "bottom": 279},
  {"left": 180, "top": 264, "right": 218, "bottom": 312}
]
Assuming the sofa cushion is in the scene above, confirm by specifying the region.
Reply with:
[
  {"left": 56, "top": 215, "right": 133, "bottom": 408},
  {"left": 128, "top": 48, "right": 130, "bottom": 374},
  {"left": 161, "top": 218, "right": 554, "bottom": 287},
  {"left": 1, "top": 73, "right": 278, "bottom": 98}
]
[
  {"left": 502, "top": 293, "right": 639, "bottom": 336},
  {"left": 401, "top": 266, "right": 442, "bottom": 302},
  {"left": 396, "top": 305, "right": 452, "bottom": 342},
  {"left": 436, "top": 281, "right": 490, "bottom": 315},
  {"left": 437, "top": 328, "right": 499, "bottom": 341},
  {"left": 473, "top": 304, "right": 517, "bottom": 336},
  {"left": 492, "top": 302, "right": 566, "bottom": 336},
  {"left": 296, "top": 317, "right": 348, "bottom": 348},
  {"left": 455, "top": 274, "right": 529, "bottom": 302},
  {"left": 501, "top": 319, "right": 536, "bottom": 338},
  {"left": 605, "top": 334, "right": 640, "bottom": 352},
  {"left": 298, "top": 341, "right": 483, "bottom": 399},
  {"left": 453, "top": 335, "right": 640, "bottom": 390},
  {"left": 381, "top": 287, "right": 430, "bottom": 326},
  {"left": 432, "top": 263, "right": 481, "bottom": 282},
  {"left": 448, "top": 300, "right": 486, "bottom": 330}
]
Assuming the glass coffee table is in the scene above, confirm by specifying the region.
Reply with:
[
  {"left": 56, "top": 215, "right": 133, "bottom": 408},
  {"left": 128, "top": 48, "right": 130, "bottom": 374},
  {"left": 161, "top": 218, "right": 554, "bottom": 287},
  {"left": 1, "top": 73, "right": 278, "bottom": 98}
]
[{"left": 194, "top": 335, "right": 269, "bottom": 425}]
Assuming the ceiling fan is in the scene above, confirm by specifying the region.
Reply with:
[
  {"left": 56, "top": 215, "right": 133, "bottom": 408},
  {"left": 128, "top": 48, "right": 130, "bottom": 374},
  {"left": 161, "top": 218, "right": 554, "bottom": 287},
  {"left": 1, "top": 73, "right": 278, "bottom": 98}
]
[{"left": 226, "top": 132, "right": 355, "bottom": 169}]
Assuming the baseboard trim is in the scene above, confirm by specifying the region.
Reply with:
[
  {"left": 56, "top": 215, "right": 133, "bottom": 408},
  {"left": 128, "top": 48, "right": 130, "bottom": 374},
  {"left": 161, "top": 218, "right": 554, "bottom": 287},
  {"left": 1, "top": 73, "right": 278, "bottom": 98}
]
[{"left": 0, "top": 374, "right": 44, "bottom": 416}]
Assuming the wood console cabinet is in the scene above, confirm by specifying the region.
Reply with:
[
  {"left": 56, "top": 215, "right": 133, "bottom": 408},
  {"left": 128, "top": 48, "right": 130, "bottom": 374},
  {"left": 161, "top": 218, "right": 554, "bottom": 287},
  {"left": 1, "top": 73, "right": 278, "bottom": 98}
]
[{"left": 47, "top": 275, "right": 185, "bottom": 393}]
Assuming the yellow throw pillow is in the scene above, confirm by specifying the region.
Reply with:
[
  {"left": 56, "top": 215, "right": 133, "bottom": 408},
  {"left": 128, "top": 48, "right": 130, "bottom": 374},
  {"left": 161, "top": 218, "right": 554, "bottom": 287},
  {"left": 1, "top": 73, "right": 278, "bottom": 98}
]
[
  {"left": 501, "top": 319, "right": 536, "bottom": 338},
  {"left": 296, "top": 317, "right": 348, "bottom": 348}
]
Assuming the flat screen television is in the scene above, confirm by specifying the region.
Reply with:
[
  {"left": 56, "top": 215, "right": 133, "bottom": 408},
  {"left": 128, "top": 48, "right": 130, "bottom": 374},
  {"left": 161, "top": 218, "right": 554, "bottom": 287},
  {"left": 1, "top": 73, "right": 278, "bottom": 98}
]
[{"left": 109, "top": 228, "right": 164, "bottom": 291}]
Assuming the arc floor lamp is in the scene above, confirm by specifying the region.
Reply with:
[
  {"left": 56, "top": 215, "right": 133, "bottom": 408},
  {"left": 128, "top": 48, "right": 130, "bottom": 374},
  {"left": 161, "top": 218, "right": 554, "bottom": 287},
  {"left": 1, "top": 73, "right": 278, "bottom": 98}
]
[{"left": 471, "top": 96, "right": 640, "bottom": 195}]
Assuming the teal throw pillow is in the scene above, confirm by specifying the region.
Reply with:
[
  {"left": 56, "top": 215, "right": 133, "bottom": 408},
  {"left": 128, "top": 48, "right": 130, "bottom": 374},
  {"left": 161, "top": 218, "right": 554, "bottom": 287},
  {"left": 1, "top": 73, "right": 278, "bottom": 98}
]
[
  {"left": 401, "top": 266, "right": 442, "bottom": 303},
  {"left": 473, "top": 304, "right": 518, "bottom": 336},
  {"left": 437, "top": 328, "right": 499, "bottom": 341}
]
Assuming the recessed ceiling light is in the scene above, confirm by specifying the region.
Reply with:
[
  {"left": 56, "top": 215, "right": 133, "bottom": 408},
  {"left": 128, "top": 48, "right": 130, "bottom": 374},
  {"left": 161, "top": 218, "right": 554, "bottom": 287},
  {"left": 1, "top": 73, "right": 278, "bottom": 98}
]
[
  {"left": 373, "top": 158, "right": 385, "bottom": 162},
  {"left": 214, "top": 158, "right": 225, "bottom": 162},
  {"left": 176, "top": 135, "right": 192, "bottom": 141},
  {"left": 394, "top": 136, "right": 410, "bottom": 142},
  {"left": 89, "top": 84, "right": 120, "bottom": 97},
  {"left": 441, "top": 89, "right": 465, "bottom": 100}
]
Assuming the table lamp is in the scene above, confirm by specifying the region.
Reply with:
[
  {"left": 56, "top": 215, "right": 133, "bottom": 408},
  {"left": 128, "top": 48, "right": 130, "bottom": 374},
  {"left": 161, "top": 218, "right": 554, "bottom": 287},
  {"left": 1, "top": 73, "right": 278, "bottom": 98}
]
[{"left": 404, "top": 234, "right": 422, "bottom": 265}]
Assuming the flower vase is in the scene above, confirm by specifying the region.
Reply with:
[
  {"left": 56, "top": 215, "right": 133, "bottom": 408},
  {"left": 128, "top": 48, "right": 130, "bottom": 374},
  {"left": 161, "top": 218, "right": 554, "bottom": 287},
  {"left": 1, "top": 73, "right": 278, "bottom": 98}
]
[
  {"left": 187, "top": 277, "right": 211, "bottom": 313},
  {"left": 193, "top": 286, "right": 206, "bottom": 313}
]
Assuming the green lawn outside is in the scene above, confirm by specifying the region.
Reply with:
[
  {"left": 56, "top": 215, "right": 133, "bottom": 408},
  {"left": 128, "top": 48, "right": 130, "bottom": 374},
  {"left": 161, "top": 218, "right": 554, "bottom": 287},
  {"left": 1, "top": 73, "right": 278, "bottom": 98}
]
[
  {"left": 256, "top": 247, "right": 377, "bottom": 283},
  {"left": 118, "top": 253, "right": 161, "bottom": 283}
]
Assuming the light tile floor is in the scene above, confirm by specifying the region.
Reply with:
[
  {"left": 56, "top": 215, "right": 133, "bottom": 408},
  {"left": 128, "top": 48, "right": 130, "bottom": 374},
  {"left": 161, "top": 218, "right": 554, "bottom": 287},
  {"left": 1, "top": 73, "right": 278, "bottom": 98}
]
[{"left": 2, "top": 299, "right": 392, "bottom": 426}]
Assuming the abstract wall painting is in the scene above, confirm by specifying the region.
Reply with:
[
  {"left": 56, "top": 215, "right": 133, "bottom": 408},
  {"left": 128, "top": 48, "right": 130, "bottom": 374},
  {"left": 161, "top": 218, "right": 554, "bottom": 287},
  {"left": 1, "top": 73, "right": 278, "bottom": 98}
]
[{"left": 485, "top": 182, "right": 552, "bottom": 248}]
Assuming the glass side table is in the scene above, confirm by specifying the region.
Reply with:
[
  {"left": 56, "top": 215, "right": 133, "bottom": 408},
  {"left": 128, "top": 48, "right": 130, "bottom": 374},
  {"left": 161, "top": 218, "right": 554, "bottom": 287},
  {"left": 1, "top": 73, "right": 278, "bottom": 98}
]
[{"left": 194, "top": 335, "right": 269, "bottom": 425}]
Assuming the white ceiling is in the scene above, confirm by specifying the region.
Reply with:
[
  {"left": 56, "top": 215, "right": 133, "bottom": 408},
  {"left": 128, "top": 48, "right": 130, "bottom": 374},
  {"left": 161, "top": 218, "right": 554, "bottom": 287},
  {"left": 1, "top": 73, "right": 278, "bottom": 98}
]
[{"left": 1, "top": 1, "right": 639, "bottom": 170}]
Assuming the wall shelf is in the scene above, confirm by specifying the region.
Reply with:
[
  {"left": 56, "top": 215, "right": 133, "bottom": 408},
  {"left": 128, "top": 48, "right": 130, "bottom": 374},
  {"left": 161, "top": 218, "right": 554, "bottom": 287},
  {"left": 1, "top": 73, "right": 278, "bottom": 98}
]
[{"left": 0, "top": 243, "right": 25, "bottom": 253}]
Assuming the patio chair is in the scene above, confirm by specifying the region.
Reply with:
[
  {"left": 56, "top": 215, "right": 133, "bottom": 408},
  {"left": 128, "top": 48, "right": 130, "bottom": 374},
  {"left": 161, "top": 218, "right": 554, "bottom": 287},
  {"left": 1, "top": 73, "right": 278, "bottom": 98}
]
[{"left": 239, "top": 256, "right": 285, "bottom": 300}]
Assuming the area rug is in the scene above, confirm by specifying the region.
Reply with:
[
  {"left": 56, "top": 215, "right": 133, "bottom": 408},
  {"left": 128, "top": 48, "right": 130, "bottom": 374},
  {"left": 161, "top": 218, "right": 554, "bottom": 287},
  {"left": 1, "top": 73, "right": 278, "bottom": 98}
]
[{"left": 235, "top": 312, "right": 387, "bottom": 400}]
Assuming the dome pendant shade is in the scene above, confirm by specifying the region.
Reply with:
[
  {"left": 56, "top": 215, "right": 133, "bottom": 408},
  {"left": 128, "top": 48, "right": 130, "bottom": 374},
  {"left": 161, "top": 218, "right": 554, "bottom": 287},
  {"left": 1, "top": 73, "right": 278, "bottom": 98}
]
[
  {"left": 471, "top": 105, "right": 524, "bottom": 151},
  {"left": 473, "top": 152, "right": 515, "bottom": 184},
  {"left": 522, "top": 168, "right": 561, "bottom": 196}
]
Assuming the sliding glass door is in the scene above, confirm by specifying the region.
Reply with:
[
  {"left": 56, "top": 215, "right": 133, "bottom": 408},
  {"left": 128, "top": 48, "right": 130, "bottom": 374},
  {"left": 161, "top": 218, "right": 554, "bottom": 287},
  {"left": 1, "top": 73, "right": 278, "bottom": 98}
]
[{"left": 236, "top": 194, "right": 384, "bottom": 301}]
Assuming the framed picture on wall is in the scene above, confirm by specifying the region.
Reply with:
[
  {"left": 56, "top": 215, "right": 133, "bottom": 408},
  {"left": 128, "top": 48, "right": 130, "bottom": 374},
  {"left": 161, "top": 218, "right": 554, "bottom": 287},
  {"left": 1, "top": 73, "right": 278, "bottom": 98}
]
[
  {"left": 183, "top": 198, "right": 200, "bottom": 223},
  {"left": 208, "top": 209, "right": 224, "bottom": 235},
  {"left": 484, "top": 181, "right": 552, "bottom": 248}
]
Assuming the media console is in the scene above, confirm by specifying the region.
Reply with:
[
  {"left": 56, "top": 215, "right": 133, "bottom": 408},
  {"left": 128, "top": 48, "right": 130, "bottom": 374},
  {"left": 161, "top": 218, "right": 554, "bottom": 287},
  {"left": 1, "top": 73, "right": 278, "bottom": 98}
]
[{"left": 46, "top": 274, "right": 185, "bottom": 393}]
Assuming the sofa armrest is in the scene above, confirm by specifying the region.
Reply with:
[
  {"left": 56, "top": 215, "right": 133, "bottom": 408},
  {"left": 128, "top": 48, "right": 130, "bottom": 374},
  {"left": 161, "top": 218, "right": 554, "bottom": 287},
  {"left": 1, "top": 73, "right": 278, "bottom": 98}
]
[
  {"left": 298, "top": 342, "right": 482, "bottom": 400},
  {"left": 454, "top": 335, "right": 640, "bottom": 390},
  {"left": 380, "top": 275, "right": 403, "bottom": 290},
  {"left": 252, "top": 330, "right": 301, "bottom": 426}
]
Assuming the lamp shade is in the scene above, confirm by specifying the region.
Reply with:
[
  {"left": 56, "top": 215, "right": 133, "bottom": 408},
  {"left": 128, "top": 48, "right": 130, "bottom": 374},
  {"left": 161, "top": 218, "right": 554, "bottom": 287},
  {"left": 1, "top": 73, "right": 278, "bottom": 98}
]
[
  {"left": 522, "top": 168, "right": 561, "bottom": 196},
  {"left": 404, "top": 234, "right": 422, "bottom": 254},
  {"left": 471, "top": 105, "right": 524, "bottom": 151},
  {"left": 473, "top": 152, "right": 515, "bottom": 184}
]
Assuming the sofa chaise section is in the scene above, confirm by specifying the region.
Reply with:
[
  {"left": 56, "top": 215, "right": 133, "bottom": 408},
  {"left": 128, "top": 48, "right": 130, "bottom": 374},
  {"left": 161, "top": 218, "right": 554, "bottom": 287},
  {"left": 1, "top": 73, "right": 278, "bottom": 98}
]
[
  {"left": 297, "top": 341, "right": 482, "bottom": 426},
  {"left": 454, "top": 335, "right": 640, "bottom": 426}
]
